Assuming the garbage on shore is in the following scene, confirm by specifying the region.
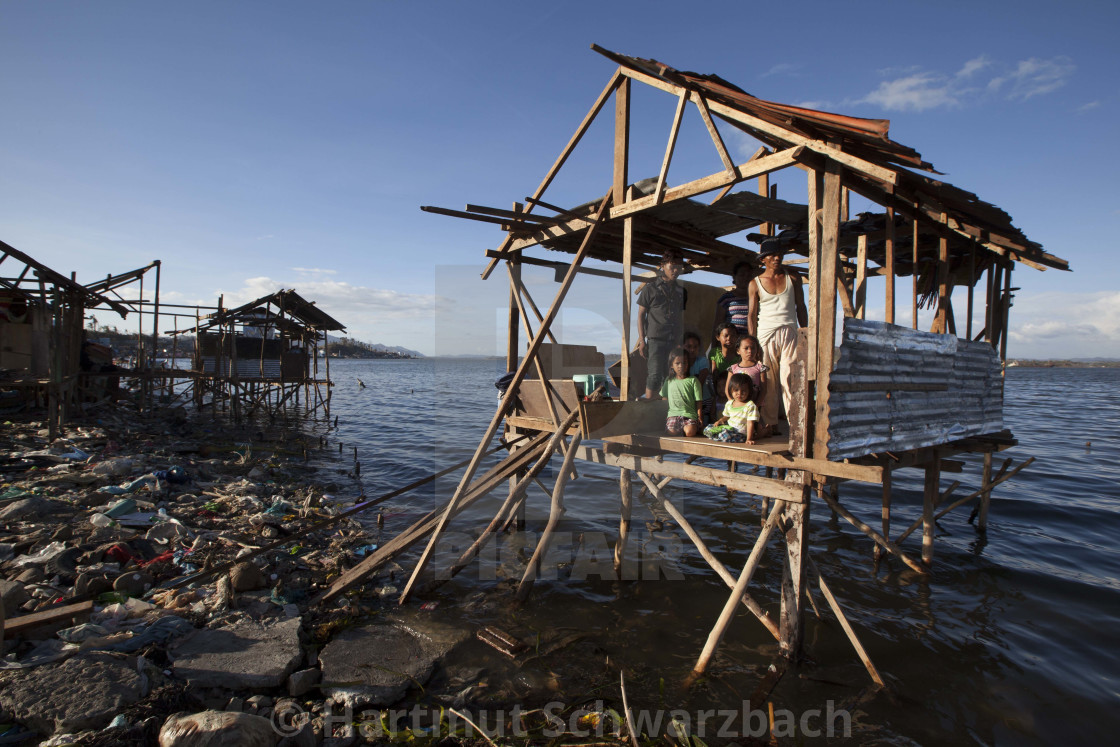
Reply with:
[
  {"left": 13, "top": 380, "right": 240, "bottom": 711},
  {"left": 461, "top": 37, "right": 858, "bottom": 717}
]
[{"left": 1, "top": 403, "right": 632, "bottom": 746}]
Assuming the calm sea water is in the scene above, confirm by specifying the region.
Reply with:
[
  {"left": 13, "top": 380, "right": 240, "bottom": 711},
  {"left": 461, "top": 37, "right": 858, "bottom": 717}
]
[{"left": 304, "top": 359, "right": 1120, "bottom": 745}]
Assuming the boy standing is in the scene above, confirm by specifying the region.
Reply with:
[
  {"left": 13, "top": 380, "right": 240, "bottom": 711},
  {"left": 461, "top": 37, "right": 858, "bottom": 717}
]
[{"left": 637, "top": 248, "right": 687, "bottom": 400}]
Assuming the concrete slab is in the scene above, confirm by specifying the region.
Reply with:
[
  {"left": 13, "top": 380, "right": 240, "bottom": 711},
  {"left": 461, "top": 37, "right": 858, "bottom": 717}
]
[{"left": 171, "top": 616, "right": 302, "bottom": 690}]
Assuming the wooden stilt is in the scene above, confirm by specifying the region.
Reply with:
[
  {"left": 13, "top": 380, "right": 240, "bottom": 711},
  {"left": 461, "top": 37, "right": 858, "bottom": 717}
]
[
  {"left": 876, "top": 466, "right": 892, "bottom": 562},
  {"left": 691, "top": 500, "right": 785, "bottom": 678},
  {"left": 922, "top": 453, "right": 940, "bottom": 566},
  {"left": 817, "top": 489, "right": 925, "bottom": 574},
  {"left": 635, "top": 471, "right": 780, "bottom": 640},
  {"left": 978, "top": 451, "right": 993, "bottom": 532},
  {"left": 807, "top": 555, "right": 885, "bottom": 687},
  {"left": 614, "top": 468, "right": 633, "bottom": 577},
  {"left": 517, "top": 433, "right": 583, "bottom": 601}
]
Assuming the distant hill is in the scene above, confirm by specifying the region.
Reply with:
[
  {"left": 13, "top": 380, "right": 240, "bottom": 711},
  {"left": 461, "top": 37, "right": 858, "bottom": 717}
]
[{"left": 326, "top": 335, "right": 424, "bottom": 358}]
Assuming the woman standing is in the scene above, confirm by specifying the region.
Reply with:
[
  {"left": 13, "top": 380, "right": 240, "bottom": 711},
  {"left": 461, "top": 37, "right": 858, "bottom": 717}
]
[{"left": 748, "top": 240, "right": 807, "bottom": 434}]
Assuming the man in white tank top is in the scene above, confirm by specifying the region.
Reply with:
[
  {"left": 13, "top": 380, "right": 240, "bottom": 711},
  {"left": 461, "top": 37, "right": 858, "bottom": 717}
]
[{"left": 747, "top": 240, "right": 807, "bottom": 434}]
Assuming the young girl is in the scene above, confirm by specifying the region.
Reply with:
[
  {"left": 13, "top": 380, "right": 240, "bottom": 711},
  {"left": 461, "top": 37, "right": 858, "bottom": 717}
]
[
  {"left": 709, "top": 322, "right": 739, "bottom": 419},
  {"left": 660, "top": 347, "right": 703, "bottom": 437},
  {"left": 683, "top": 331, "right": 713, "bottom": 425},
  {"left": 724, "top": 334, "right": 770, "bottom": 433},
  {"left": 704, "top": 373, "right": 759, "bottom": 444}
]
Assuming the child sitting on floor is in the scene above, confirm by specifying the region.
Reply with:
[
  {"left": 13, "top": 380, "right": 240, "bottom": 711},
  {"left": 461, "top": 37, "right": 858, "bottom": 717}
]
[
  {"left": 683, "top": 330, "right": 713, "bottom": 426},
  {"left": 704, "top": 373, "right": 759, "bottom": 444},
  {"left": 660, "top": 346, "right": 703, "bottom": 437},
  {"left": 724, "top": 333, "right": 772, "bottom": 437}
]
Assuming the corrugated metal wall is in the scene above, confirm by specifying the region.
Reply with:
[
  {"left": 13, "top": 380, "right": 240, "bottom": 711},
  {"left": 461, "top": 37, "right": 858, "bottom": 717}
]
[
  {"left": 201, "top": 358, "right": 283, "bottom": 379},
  {"left": 826, "top": 318, "right": 1003, "bottom": 459}
]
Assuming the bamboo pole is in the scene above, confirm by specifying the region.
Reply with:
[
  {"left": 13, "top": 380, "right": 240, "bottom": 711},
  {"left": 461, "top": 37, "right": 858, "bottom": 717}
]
[
  {"left": 516, "top": 433, "right": 583, "bottom": 601},
  {"left": 437, "top": 410, "right": 580, "bottom": 587},
  {"left": 807, "top": 555, "right": 885, "bottom": 687},
  {"left": 912, "top": 215, "right": 919, "bottom": 330},
  {"left": 875, "top": 466, "right": 891, "bottom": 563},
  {"left": 399, "top": 190, "right": 613, "bottom": 603},
  {"left": 691, "top": 500, "right": 785, "bottom": 678},
  {"left": 636, "top": 471, "right": 780, "bottom": 641}
]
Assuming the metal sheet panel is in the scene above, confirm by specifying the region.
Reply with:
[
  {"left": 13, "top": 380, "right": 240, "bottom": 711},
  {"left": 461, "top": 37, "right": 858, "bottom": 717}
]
[
  {"left": 200, "top": 357, "right": 283, "bottom": 380},
  {"left": 826, "top": 318, "right": 1003, "bottom": 459}
]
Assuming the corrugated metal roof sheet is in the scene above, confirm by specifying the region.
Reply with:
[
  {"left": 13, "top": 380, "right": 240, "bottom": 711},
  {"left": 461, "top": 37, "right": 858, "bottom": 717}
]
[{"left": 826, "top": 318, "right": 1003, "bottom": 459}]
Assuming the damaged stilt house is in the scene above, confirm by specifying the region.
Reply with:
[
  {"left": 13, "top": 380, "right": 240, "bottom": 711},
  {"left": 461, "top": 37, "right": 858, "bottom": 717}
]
[
  {"left": 0, "top": 239, "right": 129, "bottom": 437},
  {"left": 172, "top": 289, "right": 344, "bottom": 422},
  {"left": 316, "top": 47, "right": 1068, "bottom": 685}
]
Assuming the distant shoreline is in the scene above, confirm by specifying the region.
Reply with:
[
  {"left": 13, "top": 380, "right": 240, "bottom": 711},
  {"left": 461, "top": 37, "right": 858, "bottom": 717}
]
[{"left": 1009, "top": 360, "right": 1120, "bottom": 368}]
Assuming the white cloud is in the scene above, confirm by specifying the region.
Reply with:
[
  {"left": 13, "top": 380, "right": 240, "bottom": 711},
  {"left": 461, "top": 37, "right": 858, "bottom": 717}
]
[
  {"left": 856, "top": 55, "right": 1075, "bottom": 112},
  {"left": 857, "top": 72, "right": 962, "bottom": 112},
  {"left": 760, "top": 63, "right": 802, "bottom": 78},
  {"left": 989, "top": 56, "right": 1075, "bottom": 100},
  {"left": 1008, "top": 290, "right": 1120, "bottom": 358},
  {"left": 291, "top": 267, "right": 338, "bottom": 275},
  {"left": 1077, "top": 100, "right": 1101, "bottom": 113}
]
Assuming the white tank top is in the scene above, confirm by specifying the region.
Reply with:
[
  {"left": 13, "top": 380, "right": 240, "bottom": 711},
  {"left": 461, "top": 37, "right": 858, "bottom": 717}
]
[{"left": 755, "top": 274, "right": 798, "bottom": 340}]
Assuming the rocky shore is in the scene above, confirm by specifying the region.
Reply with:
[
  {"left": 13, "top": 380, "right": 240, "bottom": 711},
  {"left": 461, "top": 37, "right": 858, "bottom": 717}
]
[{"left": 0, "top": 404, "right": 487, "bottom": 746}]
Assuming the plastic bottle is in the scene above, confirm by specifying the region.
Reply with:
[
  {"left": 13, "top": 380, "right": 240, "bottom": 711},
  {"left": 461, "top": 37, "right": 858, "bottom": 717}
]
[{"left": 90, "top": 513, "right": 114, "bottom": 528}]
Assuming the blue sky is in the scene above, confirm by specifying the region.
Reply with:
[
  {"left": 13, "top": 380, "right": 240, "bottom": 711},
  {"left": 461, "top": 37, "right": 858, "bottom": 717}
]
[{"left": 1, "top": 0, "right": 1116, "bottom": 358}]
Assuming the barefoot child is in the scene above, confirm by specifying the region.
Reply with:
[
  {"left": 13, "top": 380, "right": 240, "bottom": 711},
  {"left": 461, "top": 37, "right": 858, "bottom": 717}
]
[
  {"left": 704, "top": 373, "right": 760, "bottom": 444},
  {"left": 660, "top": 347, "right": 703, "bottom": 437}
]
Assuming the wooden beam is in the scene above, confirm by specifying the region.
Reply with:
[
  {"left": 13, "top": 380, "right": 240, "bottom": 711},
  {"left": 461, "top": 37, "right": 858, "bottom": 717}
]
[
  {"left": 3, "top": 600, "right": 93, "bottom": 638},
  {"left": 912, "top": 214, "right": 920, "bottom": 330},
  {"left": 921, "top": 453, "right": 940, "bottom": 566},
  {"left": 813, "top": 161, "right": 842, "bottom": 459},
  {"left": 621, "top": 185, "right": 634, "bottom": 401},
  {"left": 691, "top": 92, "right": 736, "bottom": 174},
  {"left": 582, "top": 446, "right": 805, "bottom": 502},
  {"left": 855, "top": 235, "right": 868, "bottom": 320},
  {"left": 936, "top": 213, "right": 950, "bottom": 334},
  {"left": 817, "top": 489, "right": 926, "bottom": 574},
  {"left": 601, "top": 434, "right": 884, "bottom": 484},
  {"left": 806, "top": 168, "right": 821, "bottom": 380},
  {"left": 482, "top": 70, "right": 623, "bottom": 279},
  {"left": 613, "top": 76, "right": 630, "bottom": 206},
  {"left": 616, "top": 67, "right": 899, "bottom": 186},
  {"left": 654, "top": 90, "right": 688, "bottom": 203},
  {"left": 609, "top": 146, "right": 804, "bottom": 221},
  {"left": 884, "top": 206, "right": 895, "bottom": 324}
]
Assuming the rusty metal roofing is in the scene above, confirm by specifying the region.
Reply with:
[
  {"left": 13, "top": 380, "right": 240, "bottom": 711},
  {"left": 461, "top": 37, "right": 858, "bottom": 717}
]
[
  {"left": 826, "top": 318, "right": 1004, "bottom": 459},
  {"left": 190, "top": 289, "right": 345, "bottom": 333}
]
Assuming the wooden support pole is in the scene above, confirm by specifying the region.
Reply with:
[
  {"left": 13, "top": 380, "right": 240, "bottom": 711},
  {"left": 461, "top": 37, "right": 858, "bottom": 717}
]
[
  {"left": 812, "top": 160, "right": 842, "bottom": 460},
  {"left": 855, "top": 234, "right": 868, "bottom": 320},
  {"left": 817, "top": 489, "right": 926, "bottom": 574},
  {"left": 613, "top": 77, "right": 630, "bottom": 206},
  {"left": 506, "top": 258, "right": 520, "bottom": 372},
  {"left": 806, "top": 169, "right": 822, "bottom": 380},
  {"left": 966, "top": 244, "right": 975, "bottom": 340},
  {"left": 614, "top": 467, "right": 633, "bottom": 576},
  {"left": 691, "top": 501, "right": 785, "bottom": 678},
  {"left": 1000, "top": 263, "right": 1012, "bottom": 362},
  {"left": 876, "top": 466, "right": 892, "bottom": 563},
  {"left": 621, "top": 186, "right": 634, "bottom": 401},
  {"left": 884, "top": 207, "right": 895, "bottom": 325},
  {"left": 654, "top": 91, "right": 688, "bottom": 203},
  {"left": 636, "top": 471, "right": 780, "bottom": 641},
  {"left": 912, "top": 215, "right": 920, "bottom": 330},
  {"left": 806, "top": 555, "right": 885, "bottom": 687},
  {"left": 780, "top": 335, "right": 812, "bottom": 657},
  {"left": 400, "top": 192, "right": 612, "bottom": 603},
  {"left": 936, "top": 214, "right": 950, "bottom": 334},
  {"left": 517, "top": 433, "right": 583, "bottom": 601},
  {"left": 922, "top": 453, "right": 940, "bottom": 566},
  {"left": 978, "top": 451, "right": 993, "bottom": 532}
]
